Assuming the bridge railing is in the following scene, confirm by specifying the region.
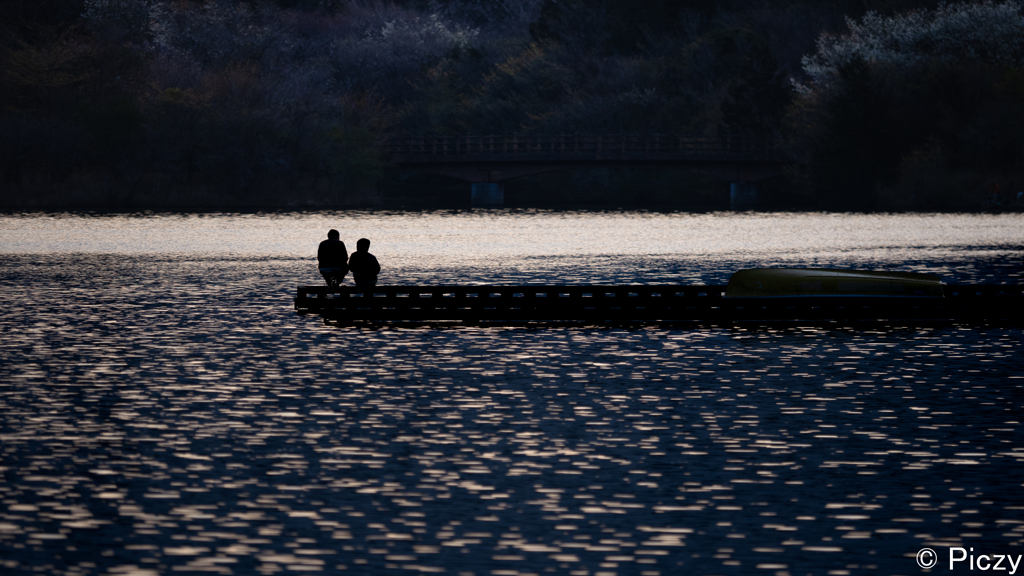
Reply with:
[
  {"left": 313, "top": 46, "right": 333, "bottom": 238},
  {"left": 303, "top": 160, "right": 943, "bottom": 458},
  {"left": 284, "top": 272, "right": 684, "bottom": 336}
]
[{"left": 381, "top": 134, "right": 780, "bottom": 157}]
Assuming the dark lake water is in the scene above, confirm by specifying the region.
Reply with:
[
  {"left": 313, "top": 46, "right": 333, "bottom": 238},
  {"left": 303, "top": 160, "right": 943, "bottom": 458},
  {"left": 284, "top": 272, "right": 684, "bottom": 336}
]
[{"left": 1, "top": 210, "right": 1023, "bottom": 576}]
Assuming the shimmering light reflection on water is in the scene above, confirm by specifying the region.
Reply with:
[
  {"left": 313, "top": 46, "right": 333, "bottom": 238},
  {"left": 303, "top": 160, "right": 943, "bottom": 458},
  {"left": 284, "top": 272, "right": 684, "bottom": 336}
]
[{"left": 0, "top": 211, "right": 1022, "bottom": 576}]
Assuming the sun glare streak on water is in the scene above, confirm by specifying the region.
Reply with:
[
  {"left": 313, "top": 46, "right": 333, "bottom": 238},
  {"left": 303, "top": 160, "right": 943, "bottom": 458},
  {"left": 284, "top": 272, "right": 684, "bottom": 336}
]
[
  {"left": 0, "top": 210, "right": 1022, "bottom": 576},
  {"left": 2, "top": 210, "right": 1023, "bottom": 258}
]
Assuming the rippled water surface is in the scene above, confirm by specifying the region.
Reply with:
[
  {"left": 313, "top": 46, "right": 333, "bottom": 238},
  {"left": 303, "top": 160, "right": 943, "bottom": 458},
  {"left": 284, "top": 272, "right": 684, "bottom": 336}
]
[{"left": 1, "top": 210, "right": 1023, "bottom": 576}]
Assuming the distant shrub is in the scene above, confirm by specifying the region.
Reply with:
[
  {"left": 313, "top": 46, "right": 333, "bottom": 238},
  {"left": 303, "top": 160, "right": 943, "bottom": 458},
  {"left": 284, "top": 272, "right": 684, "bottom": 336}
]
[
  {"left": 327, "top": 6, "right": 482, "bottom": 102},
  {"left": 152, "top": 2, "right": 271, "bottom": 66},
  {"left": 82, "top": 0, "right": 154, "bottom": 43},
  {"left": 792, "top": 1, "right": 1024, "bottom": 209},
  {"left": 365, "top": 12, "right": 478, "bottom": 54},
  {"left": 801, "top": 1, "right": 1024, "bottom": 92}
]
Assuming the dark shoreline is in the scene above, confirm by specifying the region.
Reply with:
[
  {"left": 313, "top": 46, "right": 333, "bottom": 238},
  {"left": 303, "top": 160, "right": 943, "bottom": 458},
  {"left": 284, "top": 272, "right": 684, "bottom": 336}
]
[{"left": 2, "top": 204, "right": 1022, "bottom": 216}]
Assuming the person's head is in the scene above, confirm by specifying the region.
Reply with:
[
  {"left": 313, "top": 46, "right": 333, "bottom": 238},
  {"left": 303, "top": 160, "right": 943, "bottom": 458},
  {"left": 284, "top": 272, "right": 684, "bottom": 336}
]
[
  {"left": 327, "top": 229, "right": 339, "bottom": 240},
  {"left": 357, "top": 238, "right": 370, "bottom": 251}
]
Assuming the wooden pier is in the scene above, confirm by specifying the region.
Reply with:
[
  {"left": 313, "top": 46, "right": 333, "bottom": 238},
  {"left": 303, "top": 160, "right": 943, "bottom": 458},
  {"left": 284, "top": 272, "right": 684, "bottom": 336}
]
[{"left": 294, "top": 284, "right": 1024, "bottom": 327}]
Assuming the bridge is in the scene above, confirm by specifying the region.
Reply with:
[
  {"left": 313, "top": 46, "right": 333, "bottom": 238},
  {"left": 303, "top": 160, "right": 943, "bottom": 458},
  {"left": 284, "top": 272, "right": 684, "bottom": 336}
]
[{"left": 380, "top": 134, "right": 791, "bottom": 206}]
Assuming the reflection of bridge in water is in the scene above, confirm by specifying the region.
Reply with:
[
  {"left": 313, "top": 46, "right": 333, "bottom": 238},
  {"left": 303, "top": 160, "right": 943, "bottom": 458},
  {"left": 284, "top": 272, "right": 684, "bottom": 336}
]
[{"left": 381, "top": 134, "right": 792, "bottom": 206}]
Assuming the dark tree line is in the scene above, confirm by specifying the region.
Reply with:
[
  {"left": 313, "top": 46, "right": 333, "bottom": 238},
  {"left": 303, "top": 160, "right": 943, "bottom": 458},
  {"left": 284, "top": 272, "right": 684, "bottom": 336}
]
[{"left": 0, "top": 0, "right": 1020, "bottom": 209}]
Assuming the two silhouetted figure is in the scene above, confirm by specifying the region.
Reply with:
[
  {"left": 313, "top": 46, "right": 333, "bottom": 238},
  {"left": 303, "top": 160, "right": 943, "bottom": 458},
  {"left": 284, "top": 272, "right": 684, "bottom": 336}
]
[
  {"left": 349, "top": 238, "right": 380, "bottom": 287},
  {"left": 317, "top": 230, "right": 380, "bottom": 288},
  {"left": 317, "top": 229, "right": 348, "bottom": 288}
]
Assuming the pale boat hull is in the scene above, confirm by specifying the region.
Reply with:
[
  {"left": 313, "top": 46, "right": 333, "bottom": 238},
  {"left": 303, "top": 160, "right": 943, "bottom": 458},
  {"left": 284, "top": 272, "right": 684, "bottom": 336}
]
[{"left": 724, "top": 268, "right": 944, "bottom": 298}]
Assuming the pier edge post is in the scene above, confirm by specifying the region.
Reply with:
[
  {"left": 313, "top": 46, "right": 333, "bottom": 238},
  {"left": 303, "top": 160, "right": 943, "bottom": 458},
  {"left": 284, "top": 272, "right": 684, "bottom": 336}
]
[
  {"left": 730, "top": 182, "right": 759, "bottom": 210},
  {"left": 472, "top": 182, "right": 504, "bottom": 206}
]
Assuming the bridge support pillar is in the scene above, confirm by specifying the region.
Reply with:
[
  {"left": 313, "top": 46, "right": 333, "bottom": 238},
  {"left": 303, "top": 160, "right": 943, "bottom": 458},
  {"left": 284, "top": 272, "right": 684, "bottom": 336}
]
[
  {"left": 730, "top": 182, "right": 759, "bottom": 210},
  {"left": 471, "top": 182, "right": 504, "bottom": 206}
]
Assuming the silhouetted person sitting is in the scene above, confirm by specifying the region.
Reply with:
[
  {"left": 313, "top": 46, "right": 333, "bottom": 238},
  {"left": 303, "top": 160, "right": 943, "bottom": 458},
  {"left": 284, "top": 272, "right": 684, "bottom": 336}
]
[
  {"left": 348, "top": 238, "right": 380, "bottom": 287},
  {"left": 317, "top": 229, "right": 348, "bottom": 288}
]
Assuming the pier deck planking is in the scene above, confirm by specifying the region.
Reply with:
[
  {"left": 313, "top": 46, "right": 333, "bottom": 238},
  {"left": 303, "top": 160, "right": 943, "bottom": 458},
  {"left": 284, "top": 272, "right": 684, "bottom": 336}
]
[{"left": 295, "top": 284, "right": 1024, "bottom": 326}]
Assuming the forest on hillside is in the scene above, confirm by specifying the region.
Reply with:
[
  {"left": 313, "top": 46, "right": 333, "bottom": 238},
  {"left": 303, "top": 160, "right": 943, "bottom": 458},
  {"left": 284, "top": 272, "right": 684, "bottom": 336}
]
[{"left": 2, "top": 0, "right": 1023, "bottom": 210}]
